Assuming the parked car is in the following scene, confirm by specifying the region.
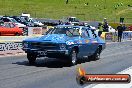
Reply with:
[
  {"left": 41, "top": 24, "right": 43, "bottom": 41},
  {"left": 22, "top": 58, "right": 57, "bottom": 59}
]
[
  {"left": 63, "top": 17, "right": 80, "bottom": 25},
  {"left": 11, "top": 16, "right": 27, "bottom": 26},
  {"left": 29, "top": 18, "right": 44, "bottom": 27},
  {"left": 0, "top": 17, "right": 26, "bottom": 28},
  {"left": 20, "top": 16, "right": 35, "bottom": 27},
  {"left": 0, "top": 22, "right": 23, "bottom": 36},
  {"left": 22, "top": 25, "right": 106, "bottom": 65},
  {"left": 128, "top": 26, "right": 132, "bottom": 31}
]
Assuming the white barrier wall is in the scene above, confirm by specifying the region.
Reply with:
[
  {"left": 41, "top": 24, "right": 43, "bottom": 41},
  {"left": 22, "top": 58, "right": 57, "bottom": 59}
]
[
  {"left": 122, "top": 31, "right": 132, "bottom": 40},
  {"left": 104, "top": 31, "right": 132, "bottom": 41},
  {"left": 28, "top": 27, "right": 42, "bottom": 36},
  {"left": 0, "top": 42, "right": 22, "bottom": 51},
  {"left": 28, "top": 27, "right": 47, "bottom": 36},
  {"left": 0, "top": 42, "right": 24, "bottom": 56}
]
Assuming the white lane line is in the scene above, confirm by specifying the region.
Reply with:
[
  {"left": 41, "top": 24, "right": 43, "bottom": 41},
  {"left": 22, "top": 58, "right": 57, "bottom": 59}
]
[{"left": 84, "top": 66, "right": 132, "bottom": 88}]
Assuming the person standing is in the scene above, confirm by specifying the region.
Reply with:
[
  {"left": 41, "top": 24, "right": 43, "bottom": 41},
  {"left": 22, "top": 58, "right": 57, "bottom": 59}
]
[
  {"left": 117, "top": 23, "right": 124, "bottom": 42},
  {"left": 102, "top": 18, "right": 109, "bottom": 32},
  {"left": 98, "top": 23, "right": 103, "bottom": 37},
  {"left": 123, "top": 24, "right": 127, "bottom": 31}
]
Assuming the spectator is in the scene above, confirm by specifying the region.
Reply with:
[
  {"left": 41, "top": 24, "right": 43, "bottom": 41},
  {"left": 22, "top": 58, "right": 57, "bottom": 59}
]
[
  {"left": 59, "top": 20, "right": 63, "bottom": 25},
  {"left": 102, "top": 18, "right": 109, "bottom": 32},
  {"left": 117, "top": 23, "right": 124, "bottom": 42},
  {"left": 123, "top": 24, "right": 127, "bottom": 31},
  {"left": 98, "top": 23, "right": 103, "bottom": 37}
]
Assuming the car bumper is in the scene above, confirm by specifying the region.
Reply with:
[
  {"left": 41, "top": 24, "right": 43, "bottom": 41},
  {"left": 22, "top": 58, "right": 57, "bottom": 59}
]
[{"left": 22, "top": 48, "right": 69, "bottom": 58}]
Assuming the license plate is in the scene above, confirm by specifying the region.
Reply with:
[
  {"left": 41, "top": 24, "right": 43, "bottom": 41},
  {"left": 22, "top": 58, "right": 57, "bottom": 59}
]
[{"left": 38, "top": 51, "right": 47, "bottom": 55}]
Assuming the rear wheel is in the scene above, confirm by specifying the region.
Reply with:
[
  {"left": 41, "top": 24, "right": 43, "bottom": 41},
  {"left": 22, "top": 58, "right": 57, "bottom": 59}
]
[
  {"left": 15, "top": 33, "right": 20, "bottom": 36},
  {"left": 68, "top": 49, "right": 77, "bottom": 66},
  {"left": 92, "top": 47, "right": 102, "bottom": 60},
  {"left": 27, "top": 53, "right": 37, "bottom": 65}
]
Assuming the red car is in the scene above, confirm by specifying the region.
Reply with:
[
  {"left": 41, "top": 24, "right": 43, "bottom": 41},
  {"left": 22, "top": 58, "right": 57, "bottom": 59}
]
[
  {"left": 0, "top": 22, "right": 23, "bottom": 36},
  {"left": 128, "top": 26, "right": 132, "bottom": 31}
]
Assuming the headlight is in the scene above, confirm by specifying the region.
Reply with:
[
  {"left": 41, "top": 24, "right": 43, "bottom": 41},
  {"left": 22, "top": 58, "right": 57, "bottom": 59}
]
[
  {"left": 60, "top": 44, "right": 66, "bottom": 50},
  {"left": 23, "top": 42, "right": 28, "bottom": 48}
]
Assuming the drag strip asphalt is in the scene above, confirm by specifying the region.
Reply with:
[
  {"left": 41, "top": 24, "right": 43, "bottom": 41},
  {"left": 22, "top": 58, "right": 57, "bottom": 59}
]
[{"left": 0, "top": 41, "right": 132, "bottom": 88}]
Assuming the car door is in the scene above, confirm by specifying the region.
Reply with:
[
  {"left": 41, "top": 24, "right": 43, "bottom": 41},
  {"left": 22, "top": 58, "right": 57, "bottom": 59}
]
[
  {"left": 87, "top": 29, "right": 99, "bottom": 55},
  {"left": 3, "top": 23, "right": 11, "bottom": 35},
  {"left": 81, "top": 28, "right": 93, "bottom": 56},
  {"left": 76, "top": 28, "right": 92, "bottom": 57},
  {"left": 9, "top": 23, "right": 16, "bottom": 35}
]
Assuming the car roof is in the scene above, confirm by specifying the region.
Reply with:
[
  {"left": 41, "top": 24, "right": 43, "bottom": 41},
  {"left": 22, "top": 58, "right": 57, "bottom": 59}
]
[
  {"left": 55, "top": 25, "right": 90, "bottom": 30},
  {"left": 56, "top": 25, "right": 73, "bottom": 27}
]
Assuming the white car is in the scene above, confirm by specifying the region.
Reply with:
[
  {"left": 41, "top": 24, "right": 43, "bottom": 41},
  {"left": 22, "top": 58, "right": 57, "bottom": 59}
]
[
  {"left": 29, "top": 18, "right": 44, "bottom": 27},
  {"left": 1, "top": 17, "right": 26, "bottom": 28}
]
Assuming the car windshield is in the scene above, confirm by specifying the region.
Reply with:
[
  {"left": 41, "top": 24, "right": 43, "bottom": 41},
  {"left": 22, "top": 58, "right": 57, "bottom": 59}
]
[
  {"left": 20, "top": 17, "right": 27, "bottom": 22},
  {"left": 10, "top": 18, "right": 18, "bottom": 23},
  {"left": 31, "top": 19, "right": 37, "bottom": 22},
  {"left": 46, "top": 27, "right": 80, "bottom": 37}
]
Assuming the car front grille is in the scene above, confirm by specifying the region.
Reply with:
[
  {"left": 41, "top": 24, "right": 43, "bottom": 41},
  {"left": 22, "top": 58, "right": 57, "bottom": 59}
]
[{"left": 31, "top": 42, "right": 57, "bottom": 49}]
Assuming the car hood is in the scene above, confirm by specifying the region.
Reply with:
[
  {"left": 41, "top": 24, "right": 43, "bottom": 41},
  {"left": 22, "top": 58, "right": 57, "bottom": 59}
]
[{"left": 24, "top": 34, "right": 68, "bottom": 43}]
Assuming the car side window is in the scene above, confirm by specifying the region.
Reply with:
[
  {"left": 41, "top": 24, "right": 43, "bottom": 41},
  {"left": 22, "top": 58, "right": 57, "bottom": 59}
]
[
  {"left": 4, "top": 23, "right": 10, "bottom": 28},
  {"left": 88, "top": 30, "right": 97, "bottom": 38},
  {"left": 10, "top": 23, "right": 15, "bottom": 28},
  {"left": 91, "top": 30, "right": 97, "bottom": 38},
  {"left": 81, "top": 29, "right": 89, "bottom": 38},
  {"left": 2, "top": 18, "right": 10, "bottom": 22},
  {"left": 72, "top": 29, "right": 80, "bottom": 36}
]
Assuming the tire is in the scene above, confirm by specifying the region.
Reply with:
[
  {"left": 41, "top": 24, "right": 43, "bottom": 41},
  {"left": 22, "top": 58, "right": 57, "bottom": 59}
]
[
  {"left": 68, "top": 49, "right": 77, "bottom": 66},
  {"left": 27, "top": 53, "right": 37, "bottom": 65},
  {"left": 15, "top": 33, "right": 20, "bottom": 36},
  {"left": 92, "top": 47, "right": 101, "bottom": 60}
]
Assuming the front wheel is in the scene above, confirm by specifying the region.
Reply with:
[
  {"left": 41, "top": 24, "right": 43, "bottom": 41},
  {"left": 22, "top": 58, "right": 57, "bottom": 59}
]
[
  {"left": 27, "top": 53, "right": 37, "bottom": 65},
  {"left": 68, "top": 49, "right": 77, "bottom": 66}
]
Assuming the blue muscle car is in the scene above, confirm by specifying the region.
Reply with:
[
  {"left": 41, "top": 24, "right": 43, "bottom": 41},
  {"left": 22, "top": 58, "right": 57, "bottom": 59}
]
[{"left": 22, "top": 25, "right": 106, "bottom": 65}]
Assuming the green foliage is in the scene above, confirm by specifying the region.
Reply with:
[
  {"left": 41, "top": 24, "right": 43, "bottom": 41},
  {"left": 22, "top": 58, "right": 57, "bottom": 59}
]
[{"left": 0, "top": 0, "right": 132, "bottom": 22}]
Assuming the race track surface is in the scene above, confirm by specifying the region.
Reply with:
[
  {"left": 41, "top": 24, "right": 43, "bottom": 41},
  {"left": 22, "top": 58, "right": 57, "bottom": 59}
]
[{"left": 0, "top": 41, "right": 132, "bottom": 88}]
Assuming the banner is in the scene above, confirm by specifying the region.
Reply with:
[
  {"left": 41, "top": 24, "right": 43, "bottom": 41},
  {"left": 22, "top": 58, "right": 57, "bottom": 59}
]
[
  {"left": 103, "top": 31, "right": 132, "bottom": 41},
  {"left": 28, "top": 27, "right": 42, "bottom": 36},
  {"left": 0, "top": 42, "right": 22, "bottom": 51},
  {"left": 122, "top": 32, "right": 132, "bottom": 40},
  {"left": 105, "top": 32, "right": 113, "bottom": 41}
]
